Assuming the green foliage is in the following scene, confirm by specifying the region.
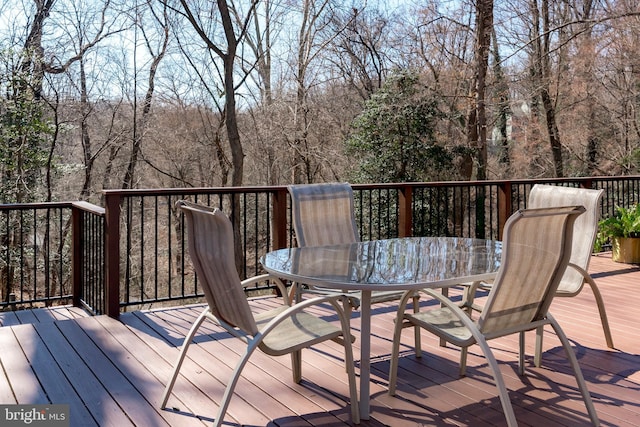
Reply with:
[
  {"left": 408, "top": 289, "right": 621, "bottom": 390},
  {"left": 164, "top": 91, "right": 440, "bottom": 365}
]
[
  {"left": 345, "top": 71, "right": 453, "bottom": 183},
  {"left": 0, "top": 54, "right": 53, "bottom": 203},
  {"left": 595, "top": 204, "right": 640, "bottom": 251},
  {"left": 630, "top": 148, "right": 640, "bottom": 172},
  {"left": 411, "top": 188, "right": 451, "bottom": 237}
]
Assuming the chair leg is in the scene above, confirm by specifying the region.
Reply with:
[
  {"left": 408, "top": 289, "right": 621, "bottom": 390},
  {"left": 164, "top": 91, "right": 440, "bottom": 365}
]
[
  {"left": 161, "top": 308, "right": 209, "bottom": 409},
  {"left": 518, "top": 331, "right": 526, "bottom": 375},
  {"left": 475, "top": 335, "right": 518, "bottom": 427},
  {"left": 334, "top": 302, "right": 361, "bottom": 425},
  {"left": 289, "top": 282, "right": 299, "bottom": 304},
  {"left": 388, "top": 313, "right": 406, "bottom": 396},
  {"left": 534, "top": 325, "right": 544, "bottom": 367},
  {"left": 548, "top": 314, "right": 600, "bottom": 426},
  {"left": 342, "top": 297, "right": 352, "bottom": 317},
  {"left": 214, "top": 339, "right": 262, "bottom": 427},
  {"left": 462, "top": 281, "right": 482, "bottom": 314},
  {"left": 585, "top": 276, "right": 614, "bottom": 348},
  {"left": 535, "top": 276, "right": 614, "bottom": 368},
  {"left": 439, "top": 288, "right": 449, "bottom": 347},
  {"left": 291, "top": 350, "right": 302, "bottom": 383},
  {"left": 413, "top": 294, "right": 422, "bottom": 358},
  {"left": 341, "top": 299, "right": 354, "bottom": 372},
  {"left": 459, "top": 346, "right": 468, "bottom": 377},
  {"left": 293, "top": 282, "right": 303, "bottom": 304}
]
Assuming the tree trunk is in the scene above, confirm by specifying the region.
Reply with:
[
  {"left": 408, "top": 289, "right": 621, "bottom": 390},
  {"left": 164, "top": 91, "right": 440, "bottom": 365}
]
[
  {"left": 492, "top": 29, "right": 511, "bottom": 171},
  {"left": 466, "top": 0, "right": 494, "bottom": 238},
  {"left": 581, "top": 0, "right": 598, "bottom": 174},
  {"left": 531, "top": 0, "right": 564, "bottom": 177},
  {"left": 218, "top": 0, "right": 246, "bottom": 274},
  {"left": 466, "top": 0, "right": 493, "bottom": 181},
  {"left": 80, "top": 57, "right": 94, "bottom": 199},
  {"left": 123, "top": 3, "right": 169, "bottom": 189},
  {"left": 541, "top": 88, "right": 564, "bottom": 177},
  {"left": 473, "top": 0, "right": 493, "bottom": 182}
]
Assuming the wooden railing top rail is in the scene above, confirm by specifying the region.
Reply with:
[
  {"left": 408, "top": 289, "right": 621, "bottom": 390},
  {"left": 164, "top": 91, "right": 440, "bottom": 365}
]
[
  {"left": 0, "top": 201, "right": 75, "bottom": 210},
  {"left": 100, "top": 176, "right": 614, "bottom": 197},
  {"left": 2, "top": 175, "right": 639, "bottom": 319},
  {"left": 71, "top": 201, "right": 105, "bottom": 215}
]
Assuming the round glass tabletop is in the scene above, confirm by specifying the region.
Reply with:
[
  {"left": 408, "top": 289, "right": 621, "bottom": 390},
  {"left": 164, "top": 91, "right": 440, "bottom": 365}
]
[{"left": 261, "top": 237, "right": 502, "bottom": 291}]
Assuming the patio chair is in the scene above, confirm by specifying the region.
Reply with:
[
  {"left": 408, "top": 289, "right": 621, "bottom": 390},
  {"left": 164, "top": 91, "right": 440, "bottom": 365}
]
[
  {"left": 528, "top": 184, "right": 614, "bottom": 363},
  {"left": 161, "top": 201, "right": 359, "bottom": 426},
  {"left": 388, "top": 206, "right": 600, "bottom": 427},
  {"left": 288, "top": 182, "right": 421, "bottom": 348},
  {"left": 464, "top": 184, "right": 614, "bottom": 366}
]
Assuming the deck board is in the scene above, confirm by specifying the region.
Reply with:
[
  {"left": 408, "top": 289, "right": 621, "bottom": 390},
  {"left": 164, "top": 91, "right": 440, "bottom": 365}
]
[
  {"left": 35, "top": 321, "right": 135, "bottom": 427},
  {"left": 0, "top": 325, "right": 49, "bottom": 404},
  {"left": 11, "top": 323, "right": 99, "bottom": 426},
  {"left": 0, "top": 252, "right": 637, "bottom": 426}
]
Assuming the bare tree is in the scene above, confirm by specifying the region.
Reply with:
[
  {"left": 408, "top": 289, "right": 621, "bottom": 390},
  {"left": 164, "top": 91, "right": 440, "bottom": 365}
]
[
  {"left": 240, "top": 0, "right": 286, "bottom": 185},
  {"left": 1, "top": 0, "right": 125, "bottom": 200},
  {"left": 122, "top": 0, "right": 170, "bottom": 189},
  {"left": 0, "top": 0, "right": 122, "bottom": 302},
  {"left": 175, "top": 0, "right": 258, "bottom": 189},
  {"left": 329, "top": 6, "right": 388, "bottom": 100},
  {"left": 530, "top": 0, "right": 564, "bottom": 177},
  {"left": 171, "top": 0, "right": 262, "bottom": 272},
  {"left": 467, "top": 0, "right": 493, "bottom": 181},
  {"left": 491, "top": 28, "right": 511, "bottom": 173},
  {"left": 289, "top": 0, "right": 353, "bottom": 184},
  {"left": 393, "top": 2, "right": 476, "bottom": 180}
]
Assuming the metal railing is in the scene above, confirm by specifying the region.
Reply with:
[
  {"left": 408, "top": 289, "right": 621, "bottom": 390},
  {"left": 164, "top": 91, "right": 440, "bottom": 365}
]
[
  {"left": 0, "top": 202, "right": 105, "bottom": 314},
  {"left": 71, "top": 202, "right": 105, "bottom": 315},
  {"left": 0, "top": 203, "right": 73, "bottom": 310},
  {"left": 1, "top": 176, "right": 639, "bottom": 317}
]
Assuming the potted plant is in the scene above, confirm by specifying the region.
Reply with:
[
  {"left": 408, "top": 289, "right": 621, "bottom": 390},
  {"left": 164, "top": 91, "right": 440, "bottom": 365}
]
[{"left": 595, "top": 203, "right": 640, "bottom": 263}]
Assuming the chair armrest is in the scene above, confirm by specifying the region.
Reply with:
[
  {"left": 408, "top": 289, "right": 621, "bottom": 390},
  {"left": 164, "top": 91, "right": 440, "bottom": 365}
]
[
  {"left": 256, "top": 294, "right": 354, "bottom": 342},
  {"left": 567, "top": 262, "right": 590, "bottom": 281},
  {"left": 242, "top": 274, "right": 291, "bottom": 306}
]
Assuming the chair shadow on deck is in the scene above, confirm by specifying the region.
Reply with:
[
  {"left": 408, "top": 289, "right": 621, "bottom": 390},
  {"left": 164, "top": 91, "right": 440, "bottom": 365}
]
[
  {"left": 543, "top": 341, "right": 640, "bottom": 390},
  {"left": 123, "top": 275, "right": 638, "bottom": 427},
  {"left": 124, "top": 302, "right": 360, "bottom": 425},
  {"left": 590, "top": 266, "right": 640, "bottom": 280},
  {"left": 372, "top": 338, "right": 640, "bottom": 427}
]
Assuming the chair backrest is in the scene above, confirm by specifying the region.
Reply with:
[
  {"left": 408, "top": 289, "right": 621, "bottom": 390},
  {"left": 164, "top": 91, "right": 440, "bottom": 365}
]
[
  {"left": 177, "top": 201, "right": 258, "bottom": 335},
  {"left": 528, "top": 184, "right": 604, "bottom": 293},
  {"left": 288, "top": 183, "right": 360, "bottom": 247},
  {"left": 478, "top": 206, "right": 585, "bottom": 336}
]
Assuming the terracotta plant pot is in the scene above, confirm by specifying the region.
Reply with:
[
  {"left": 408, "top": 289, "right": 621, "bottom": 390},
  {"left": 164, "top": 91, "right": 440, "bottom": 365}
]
[{"left": 611, "top": 237, "right": 640, "bottom": 264}]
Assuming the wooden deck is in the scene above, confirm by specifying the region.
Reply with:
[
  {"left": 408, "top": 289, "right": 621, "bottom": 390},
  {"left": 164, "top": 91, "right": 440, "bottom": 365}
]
[{"left": 0, "top": 252, "right": 638, "bottom": 426}]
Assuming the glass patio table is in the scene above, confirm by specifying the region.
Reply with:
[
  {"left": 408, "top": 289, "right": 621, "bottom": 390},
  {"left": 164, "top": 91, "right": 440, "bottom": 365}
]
[{"left": 261, "top": 236, "right": 502, "bottom": 419}]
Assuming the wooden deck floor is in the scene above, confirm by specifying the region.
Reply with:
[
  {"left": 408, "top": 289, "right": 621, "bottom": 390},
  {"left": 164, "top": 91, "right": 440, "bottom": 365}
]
[{"left": 0, "top": 252, "right": 638, "bottom": 427}]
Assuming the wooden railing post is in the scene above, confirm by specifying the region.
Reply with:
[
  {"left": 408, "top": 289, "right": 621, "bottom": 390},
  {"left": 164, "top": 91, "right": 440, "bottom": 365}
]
[
  {"left": 580, "top": 178, "right": 594, "bottom": 189},
  {"left": 104, "top": 192, "right": 121, "bottom": 318},
  {"left": 271, "top": 188, "right": 289, "bottom": 250},
  {"left": 71, "top": 201, "right": 106, "bottom": 315},
  {"left": 71, "top": 204, "right": 83, "bottom": 308},
  {"left": 498, "top": 182, "right": 512, "bottom": 240},
  {"left": 398, "top": 186, "right": 413, "bottom": 237}
]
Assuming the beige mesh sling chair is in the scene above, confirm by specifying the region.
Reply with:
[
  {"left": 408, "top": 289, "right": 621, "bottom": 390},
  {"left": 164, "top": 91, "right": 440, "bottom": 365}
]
[
  {"left": 462, "top": 184, "right": 614, "bottom": 366},
  {"left": 527, "top": 184, "right": 614, "bottom": 365},
  {"left": 288, "top": 182, "right": 421, "bottom": 347},
  {"left": 161, "top": 201, "right": 360, "bottom": 426},
  {"left": 388, "top": 206, "right": 600, "bottom": 427}
]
